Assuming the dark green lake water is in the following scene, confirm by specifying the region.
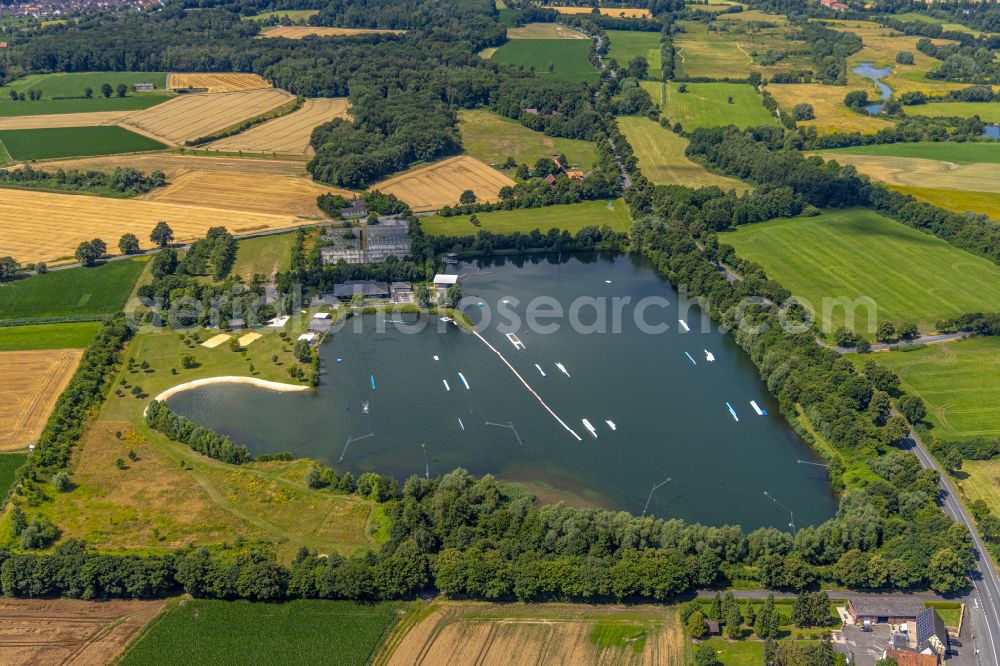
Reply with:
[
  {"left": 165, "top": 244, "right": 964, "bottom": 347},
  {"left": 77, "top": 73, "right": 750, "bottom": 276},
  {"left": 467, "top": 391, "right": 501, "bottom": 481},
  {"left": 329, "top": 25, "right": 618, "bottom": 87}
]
[{"left": 168, "top": 253, "right": 836, "bottom": 529}]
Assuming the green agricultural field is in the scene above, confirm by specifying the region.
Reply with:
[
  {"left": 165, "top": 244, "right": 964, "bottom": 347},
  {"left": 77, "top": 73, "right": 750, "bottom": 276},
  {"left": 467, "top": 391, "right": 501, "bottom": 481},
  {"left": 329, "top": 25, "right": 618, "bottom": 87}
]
[
  {"left": 1, "top": 72, "right": 168, "bottom": 98},
  {"left": 120, "top": 600, "right": 407, "bottom": 666},
  {"left": 723, "top": 208, "right": 1000, "bottom": 337},
  {"left": 858, "top": 338, "right": 1000, "bottom": 441},
  {"left": 420, "top": 199, "right": 632, "bottom": 236},
  {"left": 0, "top": 322, "right": 101, "bottom": 351},
  {"left": 458, "top": 108, "right": 598, "bottom": 170},
  {"left": 905, "top": 102, "right": 1000, "bottom": 122},
  {"left": 664, "top": 82, "right": 778, "bottom": 129},
  {"left": 0, "top": 95, "right": 169, "bottom": 117},
  {"left": 617, "top": 116, "right": 749, "bottom": 190},
  {"left": 818, "top": 141, "right": 1000, "bottom": 165},
  {"left": 0, "top": 258, "right": 148, "bottom": 324},
  {"left": 641, "top": 80, "right": 665, "bottom": 106},
  {"left": 893, "top": 186, "right": 1000, "bottom": 222},
  {"left": 606, "top": 30, "right": 662, "bottom": 80},
  {"left": 0, "top": 126, "right": 167, "bottom": 162},
  {"left": 0, "top": 453, "right": 28, "bottom": 502},
  {"left": 491, "top": 40, "right": 598, "bottom": 82},
  {"left": 232, "top": 232, "right": 296, "bottom": 280}
]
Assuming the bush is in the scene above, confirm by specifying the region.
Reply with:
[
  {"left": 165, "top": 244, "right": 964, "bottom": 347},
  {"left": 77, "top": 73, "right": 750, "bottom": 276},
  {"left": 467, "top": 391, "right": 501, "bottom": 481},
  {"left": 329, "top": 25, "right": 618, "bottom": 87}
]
[{"left": 52, "top": 472, "right": 71, "bottom": 492}]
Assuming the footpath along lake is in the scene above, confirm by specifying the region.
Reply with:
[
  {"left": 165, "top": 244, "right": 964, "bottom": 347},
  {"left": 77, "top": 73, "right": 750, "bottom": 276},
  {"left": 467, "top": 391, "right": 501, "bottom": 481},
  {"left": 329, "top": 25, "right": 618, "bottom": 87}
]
[{"left": 168, "top": 253, "right": 837, "bottom": 529}]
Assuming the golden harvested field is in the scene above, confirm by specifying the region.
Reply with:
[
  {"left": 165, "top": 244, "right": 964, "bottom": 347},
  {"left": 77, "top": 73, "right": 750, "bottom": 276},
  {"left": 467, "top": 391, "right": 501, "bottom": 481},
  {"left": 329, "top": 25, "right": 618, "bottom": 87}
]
[
  {"left": 0, "top": 188, "right": 313, "bottom": 263},
  {"left": 507, "top": 22, "right": 588, "bottom": 39},
  {"left": 373, "top": 155, "right": 515, "bottom": 212},
  {"left": 0, "top": 598, "right": 167, "bottom": 666},
  {"left": 40, "top": 152, "right": 310, "bottom": 178},
  {"left": 542, "top": 5, "right": 652, "bottom": 18},
  {"left": 259, "top": 26, "right": 405, "bottom": 38},
  {"left": 204, "top": 98, "right": 350, "bottom": 156},
  {"left": 0, "top": 111, "right": 129, "bottom": 130},
  {"left": 767, "top": 83, "right": 894, "bottom": 134},
  {"left": 0, "top": 349, "right": 82, "bottom": 450},
  {"left": 119, "top": 88, "right": 295, "bottom": 144},
  {"left": 167, "top": 72, "right": 271, "bottom": 92},
  {"left": 814, "top": 153, "right": 1000, "bottom": 194},
  {"left": 141, "top": 169, "right": 349, "bottom": 217},
  {"left": 377, "top": 602, "right": 684, "bottom": 666}
]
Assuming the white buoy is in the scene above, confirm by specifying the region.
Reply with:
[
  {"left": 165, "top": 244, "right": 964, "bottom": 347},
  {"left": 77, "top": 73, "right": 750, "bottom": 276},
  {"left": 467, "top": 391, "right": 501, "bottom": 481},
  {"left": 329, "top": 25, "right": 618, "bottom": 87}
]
[
  {"left": 704, "top": 349, "right": 715, "bottom": 362},
  {"left": 605, "top": 420, "right": 617, "bottom": 431},
  {"left": 443, "top": 379, "right": 450, "bottom": 391},
  {"left": 582, "top": 419, "right": 598, "bottom": 438},
  {"left": 679, "top": 319, "right": 690, "bottom": 332},
  {"left": 556, "top": 362, "right": 570, "bottom": 377},
  {"left": 535, "top": 363, "right": 546, "bottom": 377}
]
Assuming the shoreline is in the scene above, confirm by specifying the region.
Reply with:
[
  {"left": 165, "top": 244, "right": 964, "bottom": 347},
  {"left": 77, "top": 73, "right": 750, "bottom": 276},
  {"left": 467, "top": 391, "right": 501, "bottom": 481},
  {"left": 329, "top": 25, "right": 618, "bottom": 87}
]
[{"left": 148, "top": 375, "right": 311, "bottom": 408}]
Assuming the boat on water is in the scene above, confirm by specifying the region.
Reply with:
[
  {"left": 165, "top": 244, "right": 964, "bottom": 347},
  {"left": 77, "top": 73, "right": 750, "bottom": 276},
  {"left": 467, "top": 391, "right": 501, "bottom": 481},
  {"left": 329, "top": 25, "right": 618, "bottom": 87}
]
[
  {"left": 362, "top": 401, "right": 369, "bottom": 414},
  {"left": 535, "top": 363, "right": 546, "bottom": 377},
  {"left": 458, "top": 372, "right": 470, "bottom": 389},
  {"left": 556, "top": 362, "right": 570, "bottom": 377},
  {"left": 704, "top": 350, "right": 715, "bottom": 362},
  {"left": 605, "top": 420, "right": 617, "bottom": 431},
  {"left": 582, "top": 419, "right": 598, "bottom": 438},
  {"left": 678, "top": 319, "right": 690, "bottom": 332}
]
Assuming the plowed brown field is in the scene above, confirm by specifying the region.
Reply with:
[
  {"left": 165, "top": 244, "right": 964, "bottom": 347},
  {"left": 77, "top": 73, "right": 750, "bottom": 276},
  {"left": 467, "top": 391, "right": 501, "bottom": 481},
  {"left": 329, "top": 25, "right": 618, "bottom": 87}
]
[
  {"left": 259, "top": 26, "right": 404, "bottom": 38},
  {"left": 372, "top": 155, "right": 514, "bottom": 212},
  {"left": 0, "top": 349, "right": 82, "bottom": 450},
  {"left": 141, "top": 170, "right": 351, "bottom": 217},
  {"left": 167, "top": 73, "right": 271, "bottom": 92},
  {"left": 119, "top": 88, "right": 295, "bottom": 144},
  {"left": 204, "top": 98, "right": 350, "bottom": 156},
  {"left": 0, "top": 188, "right": 312, "bottom": 263},
  {"left": 0, "top": 597, "right": 167, "bottom": 666},
  {"left": 0, "top": 111, "right": 129, "bottom": 130}
]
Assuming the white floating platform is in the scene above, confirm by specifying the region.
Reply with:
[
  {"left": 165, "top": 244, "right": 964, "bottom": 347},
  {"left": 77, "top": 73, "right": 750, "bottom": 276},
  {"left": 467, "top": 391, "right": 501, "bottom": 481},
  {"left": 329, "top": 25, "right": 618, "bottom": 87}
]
[
  {"left": 506, "top": 332, "right": 525, "bottom": 350},
  {"left": 582, "top": 419, "right": 598, "bottom": 438}
]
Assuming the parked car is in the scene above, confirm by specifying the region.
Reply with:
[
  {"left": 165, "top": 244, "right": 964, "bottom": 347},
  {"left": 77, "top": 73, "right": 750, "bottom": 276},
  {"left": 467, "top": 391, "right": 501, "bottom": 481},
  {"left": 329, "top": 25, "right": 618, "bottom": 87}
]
[{"left": 859, "top": 626, "right": 873, "bottom": 633}]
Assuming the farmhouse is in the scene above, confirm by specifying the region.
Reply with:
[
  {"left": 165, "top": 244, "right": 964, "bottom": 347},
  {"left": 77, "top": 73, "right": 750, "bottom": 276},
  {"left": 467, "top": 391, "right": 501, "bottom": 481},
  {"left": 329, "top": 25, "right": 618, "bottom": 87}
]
[
  {"left": 133, "top": 82, "right": 156, "bottom": 91},
  {"left": 342, "top": 199, "right": 369, "bottom": 218},
  {"left": 847, "top": 597, "right": 927, "bottom": 625},
  {"left": 882, "top": 648, "right": 938, "bottom": 666}
]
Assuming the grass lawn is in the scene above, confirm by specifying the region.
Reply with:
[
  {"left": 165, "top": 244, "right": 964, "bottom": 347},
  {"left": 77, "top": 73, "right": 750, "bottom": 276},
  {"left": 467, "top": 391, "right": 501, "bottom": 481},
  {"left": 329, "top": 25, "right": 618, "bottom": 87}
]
[
  {"left": 232, "top": 232, "right": 296, "bottom": 280},
  {"left": 0, "top": 258, "right": 148, "bottom": 324},
  {"left": 859, "top": 337, "right": 1000, "bottom": 440},
  {"left": 0, "top": 95, "right": 170, "bottom": 117},
  {"left": 697, "top": 638, "right": 763, "bottom": 665},
  {"left": 0, "top": 322, "right": 101, "bottom": 350},
  {"left": 491, "top": 39, "right": 598, "bottom": 82},
  {"left": 722, "top": 208, "right": 1000, "bottom": 338},
  {"left": 906, "top": 102, "right": 1000, "bottom": 122},
  {"left": 420, "top": 199, "right": 632, "bottom": 236},
  {"left": 0, "top": 452, "right": 28, "bottom": 501},
  {"left": 0, "top": 126, "right": 166, "bottom": 162},
  {"left": 641, "top": 80, "right": 664, "bottom": 106},
  {"left": 120, "top": 600, "right": 406, "bottom": 666},
  {"left": 924, "top": 601, "right": 963, "bottom": 628},
  {"left": 606, "top": 30, "right": 662, "bottom": 80},
  {"left": 664, "top": 82, "right": 778, "bottom": 130},
  {"left": 458, "top": 108, "right": 598, "bottom": 170},
  {"left": 616, "top": 115, "right": 749, "bottom": 190},
  {"left": 817, "top": 141, "right": 1000, "bottom": 165}
]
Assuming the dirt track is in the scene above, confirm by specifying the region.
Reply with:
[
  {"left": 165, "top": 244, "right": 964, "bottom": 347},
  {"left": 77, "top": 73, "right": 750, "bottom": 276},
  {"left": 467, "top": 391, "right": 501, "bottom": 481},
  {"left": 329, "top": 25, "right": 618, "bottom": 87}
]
[
  {"left": 204, "top": 98, "right": 350, "bottom": 156},
  {"left": 0, "top": 597, "right": 167, "bottom": 666},
  {"left": 0, "top": 349, "right": 82, "bottom": 450}
]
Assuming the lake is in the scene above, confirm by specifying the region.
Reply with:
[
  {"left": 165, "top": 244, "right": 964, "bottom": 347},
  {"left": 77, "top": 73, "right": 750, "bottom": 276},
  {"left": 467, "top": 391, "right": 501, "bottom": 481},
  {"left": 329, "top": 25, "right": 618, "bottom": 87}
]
[{"left": 167, "top": 253, "right": 837, "bottom": 530}]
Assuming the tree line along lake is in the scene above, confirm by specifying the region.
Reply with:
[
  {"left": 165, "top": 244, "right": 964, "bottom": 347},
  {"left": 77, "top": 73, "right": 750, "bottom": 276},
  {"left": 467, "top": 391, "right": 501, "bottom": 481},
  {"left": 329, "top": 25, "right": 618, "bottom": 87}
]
[{"left": 167, "top": 252, "right": 837, "bottom": 530}]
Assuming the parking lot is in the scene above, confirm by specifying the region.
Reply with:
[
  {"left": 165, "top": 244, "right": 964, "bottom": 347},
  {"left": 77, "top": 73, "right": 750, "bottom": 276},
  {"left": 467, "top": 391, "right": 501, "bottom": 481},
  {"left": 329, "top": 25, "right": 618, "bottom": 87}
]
[{"left": 835, "top": 619, "right": 979, "bottom": 666}]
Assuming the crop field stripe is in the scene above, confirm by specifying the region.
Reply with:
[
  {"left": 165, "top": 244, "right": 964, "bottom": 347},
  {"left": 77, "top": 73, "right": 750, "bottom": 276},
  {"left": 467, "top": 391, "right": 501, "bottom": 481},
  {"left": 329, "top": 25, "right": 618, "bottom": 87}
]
[
  {"left": 817, "top": 141, "right": 1000, "bottom": 164},
  {"left": 420, "top": 199, "right": 632, "bottom": 235},
  {"left": 0, "top": 349, "right": 83, "bottom": 450},
  {"left": 0, "top": 111, "right": 131, "bottom": 130},
  {"left": 0, "top": 322, "right": 101, "bottom": 351},
  {"left": 723, "top": 208, "right": 1000, "bottom": 336},
  {"left": 373, "top": 155, "right": 515, "bottom": 212},
  {"left": 205, "top": 98, "right": 350, "bottom": 155},
  {"left": 0, "top": 126, "right": 167, "bottom": 161}
]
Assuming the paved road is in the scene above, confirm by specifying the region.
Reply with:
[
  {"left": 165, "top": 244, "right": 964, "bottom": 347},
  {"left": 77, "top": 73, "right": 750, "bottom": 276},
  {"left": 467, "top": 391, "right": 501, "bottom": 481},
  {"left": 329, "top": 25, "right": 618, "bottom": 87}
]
[{"left": 903, "top": 427, "right": 1000, "bottom": 665}]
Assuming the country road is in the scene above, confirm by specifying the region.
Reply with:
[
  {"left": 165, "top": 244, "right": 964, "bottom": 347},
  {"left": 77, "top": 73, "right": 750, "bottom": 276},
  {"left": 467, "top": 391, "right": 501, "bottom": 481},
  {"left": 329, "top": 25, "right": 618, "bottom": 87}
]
[
  {"left": 817, "top": 331, "right": 970, "bottom": 354},
  {"left": 903, "top": 426, "right": 1000, "bottom": 665}
]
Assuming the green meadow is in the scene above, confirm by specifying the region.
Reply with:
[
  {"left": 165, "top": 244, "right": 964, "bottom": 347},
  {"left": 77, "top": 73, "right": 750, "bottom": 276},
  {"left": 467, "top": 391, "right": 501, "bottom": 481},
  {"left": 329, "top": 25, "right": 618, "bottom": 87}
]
[
  {"left": 231, "top": 232, "right": 296, "bottom": 280},
  {"left": 0, "top": 322, "right": 102, "bottom": 351},
  {"left": 664, "top": 82, "right": 778, "bottom": 129},
  {"left": 1, "top": 72, "right": 168, "bottom": 97},
  {"left": 723, "top": 208, "right": 1000, "bottom": 337},
  {"left": 420, "top": 199, "right": 632, "bottom": 236},
  {"left": 906, "top": 102, "right": 1000, "bottom": 122},
  {"left": 0, "top": 453, "right": 28, "bottom": 502},
  {"left": 458, "top": 108, "right": 599, "bottom": 170},
  {"left": 491, "top": 40, "right": 598, "bottom": 82},
  {"left": 859, "top": 337, "right": 1000, "bottom": 441},
  {"left": 0, "top": 126, "right": 167, "bottom": 161},
  {"left": 606, "top": 30, "right": 662, "bottom": 80},
  {"left": 0, "top": 258, "right": 148, "bottom": 324},
  {"left": 120, "top": 600, "right": 406, "bottom": 666},
  {"left": 818, "top": 141, "right": 1000, "bottom": 165}
]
